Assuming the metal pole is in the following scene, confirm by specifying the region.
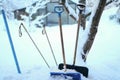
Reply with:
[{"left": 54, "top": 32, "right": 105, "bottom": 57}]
[
  {"left": 42, "top": 26, "right": 58, "bottom": 66},
  {"left": 1, "top": 10, "right": 21, "bottom": 73},
  {"left": 19, "top": 23, "right": 50, "bottom": 68}
]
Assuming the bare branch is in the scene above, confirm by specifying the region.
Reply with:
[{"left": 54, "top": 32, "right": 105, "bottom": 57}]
[
  {"left": 85, "top": 0, "right": 117, "bottom": 18},
  {"left": 60, "top": 0, "right": 78, "bottom": 21}
]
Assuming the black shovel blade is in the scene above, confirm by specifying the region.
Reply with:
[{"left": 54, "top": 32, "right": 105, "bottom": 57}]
[{"left": 58, "top": 63, "right": 89, "bottom": 78}]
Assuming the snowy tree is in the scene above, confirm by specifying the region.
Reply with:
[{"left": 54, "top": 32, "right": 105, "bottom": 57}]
[
  {"left": 82, "top": 0, "right": 107, "bottom": 61},
  {"left": 59, "top": 0, "right": 85, "bottom": 29},
  {"left": 24, "top": 0, "right": 50, "bottom": 27},
  {"left": 1, "top": 0, "right": 50, "bottom": 27},
  {"left": 59, "top": 0, "right": 107, "bottom": 62},
  {"left": 87, "top": 0, "right": 120, "bottom": 24},
  {"left": 106, "top": 0, "right": 120, "bottom": 23},
  {"left": 86, "top": 0, "right": 120, "bottom": 17},
  {"left": 18, "top": 0, "right": 50, "bottom": 28}
]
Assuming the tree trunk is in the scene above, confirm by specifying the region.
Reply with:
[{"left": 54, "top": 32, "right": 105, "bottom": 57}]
[{"left": 82, "top": 0, "right": 107, "bottom": 61}]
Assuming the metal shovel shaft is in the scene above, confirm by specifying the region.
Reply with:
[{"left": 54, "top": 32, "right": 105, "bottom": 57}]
[{"left": 43, "top": 27, "right": 58, "bottom": 66}]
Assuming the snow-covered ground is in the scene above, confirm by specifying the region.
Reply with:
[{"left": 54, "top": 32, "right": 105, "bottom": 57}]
[
  {"left": 87, "top": 7, "right": 120, "bottom": 80},
  {"left": 0, "top": 7, "right": 120, "bottom": 80}
]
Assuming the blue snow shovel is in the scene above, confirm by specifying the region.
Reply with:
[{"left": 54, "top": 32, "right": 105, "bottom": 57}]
[
  {"left": 1, "top": 9, "right": 21, "bottom": 73},
  {"left": 50, "top": 5, "right": 81, "bottom": 80}
]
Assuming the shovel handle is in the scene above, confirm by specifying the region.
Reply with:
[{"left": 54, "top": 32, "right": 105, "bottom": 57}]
[
  {"left": 59, "top": 16, "right": 67, "bottom": 71},
  {"left": 54, "top": 5, "right": 64, "bottom": 17}
]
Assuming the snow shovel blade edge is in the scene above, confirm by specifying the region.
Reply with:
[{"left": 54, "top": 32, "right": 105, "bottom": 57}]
[
  {"left": 50, "top": 72, "right": 81, "bottom": 80},
  {"left": 58, "top": 63, "right": 89, "bottom": 78}
]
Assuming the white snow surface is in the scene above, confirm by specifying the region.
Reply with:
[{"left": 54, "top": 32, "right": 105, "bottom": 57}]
[{"left": 0, "top": 6, "right": 120, "bottom": 80}]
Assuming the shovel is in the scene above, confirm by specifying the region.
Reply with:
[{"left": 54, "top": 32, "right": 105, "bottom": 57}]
[
  {"left": 50, "top": 5, "right": 81, "bottom": 80},
  {"left": 58, "top": 3, "right": 89, "bottom": 78}
]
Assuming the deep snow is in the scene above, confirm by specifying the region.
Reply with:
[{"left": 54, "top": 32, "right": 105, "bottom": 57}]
[{"left": 0, "top": 7, "right": 120, "bottom": 80}]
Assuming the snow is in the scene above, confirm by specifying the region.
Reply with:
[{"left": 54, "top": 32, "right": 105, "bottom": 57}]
[
  {"left": 1, "top": 3, "right": 120, "bottom": 80},
  {"left": 2, "top": 0, "right": 39, "bottom": 11},
  {"left": 86, "top": 7, "right": 120, "bottom": 80},
  {"left": 70, "top": 0, "right": 79, "bottom": 4}
]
